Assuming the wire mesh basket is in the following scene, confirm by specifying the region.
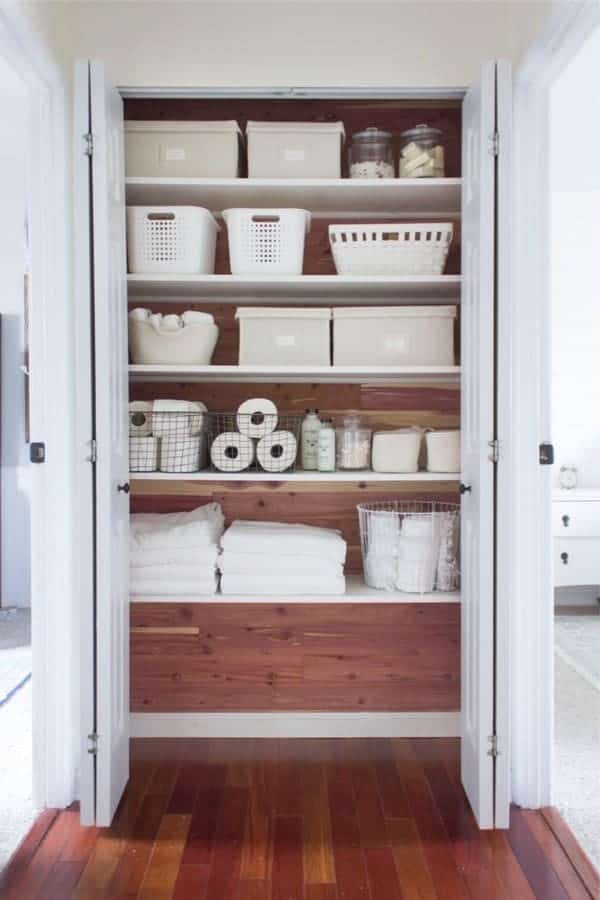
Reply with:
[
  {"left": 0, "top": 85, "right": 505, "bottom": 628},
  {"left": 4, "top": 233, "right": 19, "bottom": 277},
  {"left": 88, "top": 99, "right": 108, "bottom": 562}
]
[
  {"left": 357, "top": 500, "right": 460, "bottom": 593},
  {"left": 207, "top": 412, "right": 302, "bottom": 474},
  {"left": 129, "top": 409, "right": 207, "bottom": 474}
]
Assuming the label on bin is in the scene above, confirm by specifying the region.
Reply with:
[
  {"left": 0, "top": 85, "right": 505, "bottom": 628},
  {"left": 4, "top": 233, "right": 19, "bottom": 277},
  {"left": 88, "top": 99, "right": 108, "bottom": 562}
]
[
  {"left": 384, "top": 334, "right": 410, "bottom": 354},
  {"left": 284, "top": 148, "right": 305, "bottom": 161},
  {"left": 164, "top": 146, "right": 186, "bottom": 161},
  {"left": 276, "top": 335, "right": 297, "bottom": 347}
]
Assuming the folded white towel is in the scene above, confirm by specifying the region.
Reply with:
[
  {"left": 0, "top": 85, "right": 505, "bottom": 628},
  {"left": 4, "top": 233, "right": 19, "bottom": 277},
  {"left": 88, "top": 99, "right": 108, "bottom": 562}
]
[
  {"left": 221, "top": 520, "right": 347, "bottom": 563},
  {"left": 130, "top": 546, "right": 220, "bottom": 569},
  {"left": 220, "top": 573, "right": 346, "bottom": 596},
  {"left": 130, "top": 575, "right": 218, "bottom": 598},
  {"left": 130, "top": 503, "right": 224, "bottom": 551},
  {"left": 218, "top": 550, "right": 343, "bottom": 577},
  {"left": 129, "top": 564, "right": 218, "bottom": 582}
]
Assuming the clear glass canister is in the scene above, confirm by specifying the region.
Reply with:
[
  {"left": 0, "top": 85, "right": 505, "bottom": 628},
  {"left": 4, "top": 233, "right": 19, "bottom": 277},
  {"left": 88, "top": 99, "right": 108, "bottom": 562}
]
[
  {"left": 399, "top": 123, "right": 445, "bottom": 178},
  {"left": 349, "top": 127, "right": 395, "bottom": 179},
  {"left": 336, "top": 414, "right": 372, "bottom": 470}
]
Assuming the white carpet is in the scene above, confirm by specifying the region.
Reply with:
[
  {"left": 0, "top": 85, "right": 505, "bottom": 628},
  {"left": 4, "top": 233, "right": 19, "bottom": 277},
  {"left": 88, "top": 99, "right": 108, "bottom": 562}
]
[
  {"left": 0, "top": 680, "right": 38, "bottom": 872},
  {"left": 554, "top": 651, "right": 600, "bottom": 870},
  {"left": 555, "top": 616, "right": 600, "bottom": 691}
]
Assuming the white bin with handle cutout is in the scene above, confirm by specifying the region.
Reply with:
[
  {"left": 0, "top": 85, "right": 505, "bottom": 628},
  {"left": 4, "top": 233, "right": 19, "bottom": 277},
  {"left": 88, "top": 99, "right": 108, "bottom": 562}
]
[
  {"left": 127, "top": 206, "right": 219, "bottom": 274},
  {"left": 223, "top": 208, "right": 311, "bottom": 275}
]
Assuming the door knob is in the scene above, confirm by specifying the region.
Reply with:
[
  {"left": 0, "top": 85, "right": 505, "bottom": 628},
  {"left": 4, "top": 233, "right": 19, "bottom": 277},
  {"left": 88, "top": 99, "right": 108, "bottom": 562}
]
[
  {"left": 560, "top": 551, "right": 568, "bottom": 565},
  {"left": 562, "top": 515, "right": 570, "bottom": 527},
  {"left": 117, "top": 482, "right": 130, "bottom": 494}
]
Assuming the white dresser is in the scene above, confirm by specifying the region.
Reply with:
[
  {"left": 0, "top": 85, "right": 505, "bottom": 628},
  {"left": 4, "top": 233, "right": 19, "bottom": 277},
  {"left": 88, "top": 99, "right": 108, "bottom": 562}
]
[{"left": 553, "top": 489, "right": 600, "bottom": 588}]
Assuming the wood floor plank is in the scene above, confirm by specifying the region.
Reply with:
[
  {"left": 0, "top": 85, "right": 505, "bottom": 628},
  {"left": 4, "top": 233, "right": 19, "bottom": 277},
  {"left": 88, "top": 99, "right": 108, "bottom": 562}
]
[
  {"left": 484, "top": 830, "right": 537, "bottom": 900},
  {"left": 306, "top": 885, "right": 339, "bottom": 900},
  {"left": 8, "top": 811, "right": 82, "bottom": 900},
  {"left": 328, "top": 762, "right": 371, "bottom": 900},
  {"left": 70, "top": 831, "right": 125, "bottom": 900},
  {"left": 276, "top": 739, "right": 304, "bottom": 816},
  {"left": 236, "top": 880, "right": 272, "bottom": 900},
  {"left": 172, "top": 863, "right": 210, "bottom": 900},
  {"left": 541, "top": 806, "right": 600, "bottom": 899},
  {"left": 271, "top": 816, "right": 304, "bottom": 900},
  {"left": 386, "top": 818, "right": 438, "bottom": 900},
  {"left": 303, "top": 743, "right": 336, "bottom": 884},
  {"left": 240, "top": 745, "right": 275, "bottom": 881},
  {"left": 370, "top": 739, "right": 411, "bottom": 820},
  {"left": 36, "top": 861, "right": 87, "bottom": 900},
  {"left": 138, "top": 813, "right": 191, "bottom": 900},
  {"left": 204, "top": 786, "right": 249, "bottom": 900},
  {"left": 521, "top": 809, "right": 593, "bottom": 900},
  {"left": 364, "top": 848, "right": 403, "bottom": 900},
  {"left": 349, "top": 742, "right": 388, "bottom": 850},
  {"left": 0, "top": 808, "right": 59, "bottom": 895},
  {"left": 507, "top": 806, "right": 572, "bottom": 900}
]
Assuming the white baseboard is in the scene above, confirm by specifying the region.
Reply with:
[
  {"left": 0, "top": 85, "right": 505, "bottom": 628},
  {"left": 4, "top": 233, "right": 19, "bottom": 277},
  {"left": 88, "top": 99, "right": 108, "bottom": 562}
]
[{"left": 130, "top": 711, "right": 460, "bottom": 739}]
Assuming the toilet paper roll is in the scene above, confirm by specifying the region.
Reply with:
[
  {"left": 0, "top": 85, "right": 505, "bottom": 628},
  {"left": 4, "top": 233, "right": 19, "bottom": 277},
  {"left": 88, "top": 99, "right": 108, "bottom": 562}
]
[
  {"left": 256, "top": 430, "right": 298, "bottom": 473},
  {"left": 210, "top": 432, "right": 254, "bottom": 473},
  {"left": 159, "top": 436, "right": 202, "bottom": 473},
  {"left": 129, "top": 401, "right": 153, "bottom": 437},
  {"left": 152, "top": 399, "right": 207, "bottom": 438},
  {"left": 236, "top": 398, "right": 278, "bottom": 439}
]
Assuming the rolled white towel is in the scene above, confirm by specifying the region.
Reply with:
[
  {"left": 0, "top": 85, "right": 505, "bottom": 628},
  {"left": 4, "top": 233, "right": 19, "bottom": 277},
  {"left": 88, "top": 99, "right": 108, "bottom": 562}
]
[
  {"left": 129, "top": 307, "right": 150, "bottom": 321},
  {"left": 218, "top": 550, "right": 343, "bottom": 577},
  {"left": 182, "top": 310, "right": 215, "bottom": 325},
  {"left": 220, "top": 573, "right": 346, "bottom": 596},
  {"left": 161, "top": 314, "right": 181, "bottom": 331},
  {"left": 221, "top": 520, "right": 347, "bottom": 563}
]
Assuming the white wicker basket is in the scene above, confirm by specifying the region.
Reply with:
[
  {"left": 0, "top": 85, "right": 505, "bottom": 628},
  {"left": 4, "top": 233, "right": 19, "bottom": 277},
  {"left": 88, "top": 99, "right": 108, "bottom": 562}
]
[
  {"left": 127, "top": 206, "right": 219, "bottom": 274},
  {"left": 329, "top": 222, "right": 453, "bottom": 276},
  {"left": 223, "top": 208, "right": 311, "bottom": 275}
]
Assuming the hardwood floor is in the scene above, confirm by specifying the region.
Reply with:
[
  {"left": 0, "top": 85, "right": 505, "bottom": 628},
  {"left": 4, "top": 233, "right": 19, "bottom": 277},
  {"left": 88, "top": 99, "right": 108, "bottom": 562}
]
[{"left": 1, "top": 738, "right": 597, "bottom": 900}]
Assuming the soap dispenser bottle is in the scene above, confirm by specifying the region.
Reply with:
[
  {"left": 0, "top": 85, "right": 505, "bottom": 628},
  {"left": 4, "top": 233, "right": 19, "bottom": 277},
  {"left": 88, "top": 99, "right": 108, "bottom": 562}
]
[{"left": 301, "top": 409, "right": 321, "bottom": 471}]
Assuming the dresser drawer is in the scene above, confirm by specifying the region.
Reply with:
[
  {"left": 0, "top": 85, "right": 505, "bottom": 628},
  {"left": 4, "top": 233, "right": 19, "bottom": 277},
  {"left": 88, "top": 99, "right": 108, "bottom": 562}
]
[
  {"left": 552, "top": 501, "right": 600, "bottom": 538},
  {"left": 554, "top": 538, "right": 600, "bottom": 587}
]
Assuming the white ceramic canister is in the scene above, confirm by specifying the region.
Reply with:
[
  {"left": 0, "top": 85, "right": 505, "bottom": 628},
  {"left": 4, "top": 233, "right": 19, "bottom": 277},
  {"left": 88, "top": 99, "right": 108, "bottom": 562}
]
[
  {"left": 371, "top": 429, "right": 423, "bottom": 474},
  {"left": 425, "top": 429, "right": 461, "bottom": 473}
]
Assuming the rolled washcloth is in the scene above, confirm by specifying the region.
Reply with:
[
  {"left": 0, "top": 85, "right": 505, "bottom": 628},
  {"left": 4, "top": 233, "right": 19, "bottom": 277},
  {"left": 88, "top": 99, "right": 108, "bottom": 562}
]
[
  {"left": 221, "top": 520, "right": 347, "bottom": 564},
  {"left": 130, "top": 503, "right": 224, "bottom": 551},
  {"left": 152, "top": 399, "right": 207, "bottom": 437},
  {"left": 220, "top": 573, "right": 346, "bottom": 596},
  {"left": 130, "top": 546, "right": 220, "bottom": 568},
  {"left": 130, "top": 573, "right": 219, "bottom": 598},
  {"left": 218, "top": 550, "right": 343, "bottom": 577}
]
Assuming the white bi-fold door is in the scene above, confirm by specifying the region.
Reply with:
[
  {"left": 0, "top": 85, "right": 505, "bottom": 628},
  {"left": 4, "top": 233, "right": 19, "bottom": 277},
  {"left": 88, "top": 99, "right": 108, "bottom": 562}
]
[
  {"left": 74, "top": 60, "right": 130, "bottom": 827},
  {"left": 73, "top": 60, "right": 510, "bottom": 829}
]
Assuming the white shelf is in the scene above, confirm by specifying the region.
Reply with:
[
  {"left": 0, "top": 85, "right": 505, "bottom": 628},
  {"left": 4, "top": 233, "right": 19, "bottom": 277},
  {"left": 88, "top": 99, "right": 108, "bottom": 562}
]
[
  {"left": 127, "top": 273, "right": 461, "bottom": 302},
  {"left": 130, "top": 574, "right": 461, "bottom": 605},
  {"left": 125, "top": 177, "right": 462, "bottom": 219},
  {"left": 128, "top": 364, "right": 461, "bottom": 384},
  {"left": 131, "top": 470, "right": 460, "bottom": 484}
]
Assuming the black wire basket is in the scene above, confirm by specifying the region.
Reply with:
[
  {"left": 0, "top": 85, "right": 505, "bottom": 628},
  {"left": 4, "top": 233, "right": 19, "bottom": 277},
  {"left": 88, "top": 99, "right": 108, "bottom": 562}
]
[{"left": 207, "top": 412, "right": 302, "bottom": 474}]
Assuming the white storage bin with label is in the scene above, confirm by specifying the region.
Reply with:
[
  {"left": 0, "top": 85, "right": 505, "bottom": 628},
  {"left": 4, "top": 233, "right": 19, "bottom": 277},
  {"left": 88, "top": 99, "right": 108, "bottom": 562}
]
[
  {"left": 425, "top": 430, "right": 461, "bottom": 473},
  {"left": 236, "top": 307, "right": 331, "bottom": 366},
  {"left": 223, "top": 208, "right": 310, "bottom": 275},
  {"left": 125, "top": 120, "right": 243, "bottom": 178},
  {"left": 127, "top": 206, "right": 219, "bottom": 274},
  {"left": 332, "top": 306, "right": 456, "bottom": 366},
  {"left": 129, "top": 309, "right": 219, "bottom": 365},
  {"left": 329, "top": 222, "right": 453, "bottom": 276},
  {"left": 246, "top": 121, "right": 345, "bottom": 179}
]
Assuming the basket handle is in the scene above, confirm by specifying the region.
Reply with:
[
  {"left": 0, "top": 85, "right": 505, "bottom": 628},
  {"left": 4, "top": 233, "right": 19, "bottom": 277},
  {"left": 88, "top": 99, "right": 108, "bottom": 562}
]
[
  {"left": 147, "top": 212, "right": 176, "bottom": 221},
  {"left": 251, "top": 214, "right": 281, "bottom": 223}
]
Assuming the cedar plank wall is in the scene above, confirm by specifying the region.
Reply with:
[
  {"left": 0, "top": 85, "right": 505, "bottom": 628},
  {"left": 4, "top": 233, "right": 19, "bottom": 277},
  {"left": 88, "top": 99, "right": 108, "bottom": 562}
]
[{"left": 127, "top": 97, "right": 461, "bottom": 715}]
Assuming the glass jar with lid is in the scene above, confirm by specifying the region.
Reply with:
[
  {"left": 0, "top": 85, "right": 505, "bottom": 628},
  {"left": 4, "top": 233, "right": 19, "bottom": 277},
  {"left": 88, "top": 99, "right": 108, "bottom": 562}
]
[
  {"left": 348, "top": 127, "right": 395, "bottom": 179},
  {"left": 335, "top": 414, "right": 372, "bottom": 470},
  {"left": 399, "top": 123, "right": 445, "bottom": 178}
]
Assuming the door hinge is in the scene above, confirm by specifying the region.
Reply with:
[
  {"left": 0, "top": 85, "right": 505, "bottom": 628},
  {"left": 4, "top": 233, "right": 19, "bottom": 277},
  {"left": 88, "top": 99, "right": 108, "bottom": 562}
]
[
  {"left": 83, "top": 132, "right": 94, "bottom": 157},
  {"left": 488, "top": 439, "right": 500, "bottom": 464},
  {"left": 487, "top": 734, "right": 500, "bottom": 758},
  {"left": 87, "top": 732, "right": 99, "bottom": 755},
  {"left": 87, "top": 439, "right": 97, "bottom": 464},
  {"left": 489, "top": 131, "right": 499, "bottom": 157}
]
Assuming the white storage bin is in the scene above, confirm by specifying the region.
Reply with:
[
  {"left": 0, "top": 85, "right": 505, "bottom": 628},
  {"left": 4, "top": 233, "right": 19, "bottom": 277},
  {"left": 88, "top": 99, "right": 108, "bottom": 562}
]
[
  {"left": 125, "top": 120, "right": 242, "bottom": 178},
  {"left": 425, "top": 430, "right": 461, "bottom": 473},
  {"left": 246, "top": 120, "right": 345, "bottom": 179},
  {"left": 329, "top": 222, "right": 453, "bottom": 276},
  {"left": 371, "top": 430, "right": 423, "bottom": 474},
  {"left": 332, "top": 306, "right": 456, "bottom": 366},
  {"left": 236, "top": 307, "right": 331, "bottom": 366},
  {"left": 223, "top": 208, "right": 310, "bottom": 275},
  {"left": 128, "top": 312, "right": 219, "bottom": 365},
  {"left": 127, "top": 206, "right": 219, "bottom": 274},
  {"left": 129, "top": 437, "right": 159, "bottom": 473}
]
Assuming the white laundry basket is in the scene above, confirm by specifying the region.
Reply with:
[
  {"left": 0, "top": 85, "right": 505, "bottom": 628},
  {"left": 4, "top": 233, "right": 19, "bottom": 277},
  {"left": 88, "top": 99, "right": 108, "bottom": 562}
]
[
  {"left": 329, "top": 222, "right": 453, "bottom": 276},
  {"left": 128, "top": 314, "right": 219, "bottom": 365},
  {"left": 222, "top": 208, "right": 311, "bottom": 275},
  {"left": 127, "top": 206, "right": 219, "bottom": 274}
]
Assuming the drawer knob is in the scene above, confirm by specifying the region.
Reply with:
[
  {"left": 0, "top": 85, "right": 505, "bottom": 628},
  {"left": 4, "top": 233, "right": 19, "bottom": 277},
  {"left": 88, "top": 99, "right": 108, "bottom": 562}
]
[
  {"left": 560, "top": 551, "right": 569, "bottom": 565},
  {"left": 562, "top": 514, "right": 570, "bottom": 527}
]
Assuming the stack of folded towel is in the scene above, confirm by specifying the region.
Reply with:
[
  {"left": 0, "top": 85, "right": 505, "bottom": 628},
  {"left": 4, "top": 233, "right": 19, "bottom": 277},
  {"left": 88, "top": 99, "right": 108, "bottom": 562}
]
[
  {"left": 219, "top": 520, "right": 347, "bottom": 595},
  {"left": 396, "top": 515, "right": 441, "bottom": 594},
  {"left": 130, "top": 503, "right": 224, "bottom": 597}
]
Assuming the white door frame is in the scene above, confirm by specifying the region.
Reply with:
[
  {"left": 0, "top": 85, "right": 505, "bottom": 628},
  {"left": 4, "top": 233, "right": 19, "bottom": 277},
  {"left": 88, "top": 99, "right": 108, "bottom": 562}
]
[
  {"left": 507, "top": 0, "right": 600, "bottom": 809},
  {"left": 0, "top": 3, "right": 76, "bottom": 809}
]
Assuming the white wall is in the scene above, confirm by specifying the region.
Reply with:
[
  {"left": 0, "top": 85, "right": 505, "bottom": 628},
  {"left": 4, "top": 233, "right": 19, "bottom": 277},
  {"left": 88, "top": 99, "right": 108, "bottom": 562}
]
[
  {"left": 22, "top": 0, "right": 559, "bottom": 90},
  {"left": 550, "top": 25, "right": 600, "bottom": 488},
  {"left": 0, "top": 56, "right": 30, "bottom": 608}
]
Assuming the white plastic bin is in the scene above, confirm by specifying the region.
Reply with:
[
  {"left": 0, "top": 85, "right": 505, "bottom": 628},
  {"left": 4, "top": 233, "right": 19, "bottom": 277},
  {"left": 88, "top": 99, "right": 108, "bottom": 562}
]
[
  {"left": 125, "top": 120, "right": 243, "bottom": 178},
  {"left": 246, "top": 121, "right": 345, "bottom": 178},
  {"left": 223, "top": 208, "right": 310, "bottom": 275},
  {"left": 332, "top": 306, "right": 456, "bottom": 366},
  {"left": 128, "top": 311, "right": 219, "bottom": 365},
  {"left": 425, "top": 430, "right": 461, "bottom": 473},
  {"left": 127, "top": 206, "right": 219, "bottom": 274},
  {"left": 371, "top": 430, "right": 423, "bottom": 474},
  {"left": 236, "top": 307, "right": 331, "bottom": 366},
  {"left": 329, "top": 222, "right": 453, "bottom": 276}
]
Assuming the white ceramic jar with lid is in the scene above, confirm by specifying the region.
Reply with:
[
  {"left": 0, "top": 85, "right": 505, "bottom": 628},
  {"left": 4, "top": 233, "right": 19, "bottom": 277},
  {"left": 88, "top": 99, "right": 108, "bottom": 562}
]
[
  {"left": 336, "top": 414, "right": 372, "bottom": 470},
  {"left": 399, "top": 124, "right": 445, "bottom": 178},
  {"left": 348, "top": 127, "right": 395, "bottom": 179}
]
